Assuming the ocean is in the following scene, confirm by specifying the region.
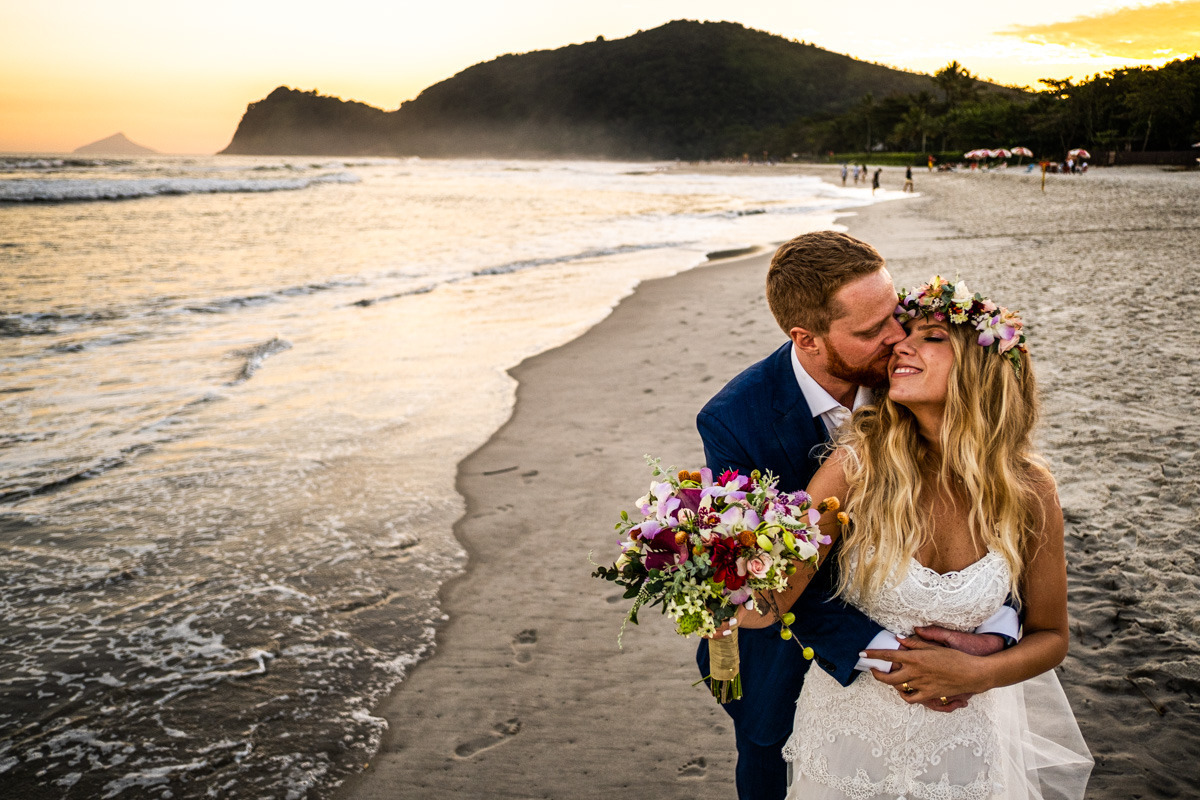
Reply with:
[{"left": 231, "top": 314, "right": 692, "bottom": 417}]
[{"left": 0, "top": 155, "right": 891, "bottom": 798}]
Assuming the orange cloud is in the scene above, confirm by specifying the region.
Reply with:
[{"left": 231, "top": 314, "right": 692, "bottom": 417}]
[{"left": 1004, "top": 0, "right": 1200, "bottom": 59}]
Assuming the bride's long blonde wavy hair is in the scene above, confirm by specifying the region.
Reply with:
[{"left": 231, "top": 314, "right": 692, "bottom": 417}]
[{"left": 835, "top": 322, "right": 1044, "bottom": 608}]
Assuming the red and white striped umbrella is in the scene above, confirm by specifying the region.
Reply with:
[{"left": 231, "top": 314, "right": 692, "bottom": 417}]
[
  {"left": 1011, "top": 147, "right": 1034, "bottom": 157},
  {"left": 964, "top": 149, "right": 989, "bottom": 159},
  {"left": 1068, "top": 148, "right": 1091, "bottom": 159},
  {"left": 989, "top": 149, "right": 1013, "bottom": 158}
]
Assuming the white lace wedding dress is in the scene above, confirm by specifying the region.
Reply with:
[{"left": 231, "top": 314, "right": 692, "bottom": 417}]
[{"left": 782, "top": 549, "right": 1092, "bottom": 800}]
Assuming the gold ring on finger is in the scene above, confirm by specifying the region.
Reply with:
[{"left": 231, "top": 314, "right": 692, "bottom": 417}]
[{"left": 940, "top": 696, "right": 949, "bottom": 705}]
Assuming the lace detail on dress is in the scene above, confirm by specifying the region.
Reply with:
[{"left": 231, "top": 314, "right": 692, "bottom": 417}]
[
  {"left": 783, "top": 550, "right": 1013, "bottom": 800},
  {"left": 847, "top": 550, "right": 1012, "bottom": 638}
]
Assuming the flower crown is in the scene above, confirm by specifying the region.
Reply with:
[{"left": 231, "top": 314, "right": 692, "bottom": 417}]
[{"left": 894, "top": 276, "right": 1027, "bottom": 373}]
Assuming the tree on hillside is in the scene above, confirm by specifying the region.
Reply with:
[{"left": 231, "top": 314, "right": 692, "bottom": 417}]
[
  {"left": 860, "top": 92, "right": 875, "bottom": 150},
  {"left": 934, "top": 61, "right": 979, "bottom": 110},
  {"left": 893, "top": 105, "right": 937, "bottom": 152},
  {"left": 1119, "top": 65, "right": 1195, "bottom": 150}
]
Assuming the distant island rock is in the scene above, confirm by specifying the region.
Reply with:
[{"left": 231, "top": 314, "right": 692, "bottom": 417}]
[
  {"left": 74, "top": 132, "right": 158, "bottom": 155},
  {"left": 220, "top": 20, "right": 1017, "bottom": 160}
]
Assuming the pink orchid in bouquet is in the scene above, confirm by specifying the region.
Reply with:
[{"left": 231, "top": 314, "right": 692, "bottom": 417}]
[{"left": 593, "top": 457, "right": 840, "bottom": 702}]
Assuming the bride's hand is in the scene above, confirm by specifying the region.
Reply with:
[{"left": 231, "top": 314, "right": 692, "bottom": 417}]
[
  {"left": 865, "top": 637, "right": 993, "bottom": 704},
  {"left": 703, "top": 617, "right": 740, "bottom": 639},
  {"left": 733, "top": 599, "right": 776, "bottom": 630}
]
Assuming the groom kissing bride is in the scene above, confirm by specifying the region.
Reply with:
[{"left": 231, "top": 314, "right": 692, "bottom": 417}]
[{"left": 695, "top": 231, "right": 1091, "bottom": 800}]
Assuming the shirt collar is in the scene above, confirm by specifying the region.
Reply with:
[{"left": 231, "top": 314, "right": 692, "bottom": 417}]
[{"left": 790, "top": 343, "right": 872, "bottom": 418}]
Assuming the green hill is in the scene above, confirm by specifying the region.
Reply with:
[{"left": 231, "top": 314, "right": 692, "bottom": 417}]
[{"left": 220, "top": 20, "right": 1017, "bottom": 159}]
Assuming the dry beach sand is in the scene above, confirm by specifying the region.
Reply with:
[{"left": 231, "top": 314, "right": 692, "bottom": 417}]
[{"left": 339, "top": 164, "right": 1200, "bottom": 799}]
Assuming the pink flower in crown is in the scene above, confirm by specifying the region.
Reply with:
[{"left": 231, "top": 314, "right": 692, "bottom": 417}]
[{"left": 976, "top": 315, "right": 999, "bottom": 347}]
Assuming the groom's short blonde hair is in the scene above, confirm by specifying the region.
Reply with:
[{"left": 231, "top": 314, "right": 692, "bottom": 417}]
[{"left": 766, "top": 231, "right": 885, "bottom": 335}]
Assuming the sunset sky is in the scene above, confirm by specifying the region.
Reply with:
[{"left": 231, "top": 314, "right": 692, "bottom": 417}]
[{"left": 1, "top": 0, "right": 1196, "bottom": 154}]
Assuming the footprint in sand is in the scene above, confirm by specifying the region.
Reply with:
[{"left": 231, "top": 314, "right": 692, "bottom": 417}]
[
  {"left": 678, "top": 757, "right": 707, "bottom": 779},
  {"left": 454, "top": 718, "right": 521, "bottom": 758},
  {"left": 512, "top": 629, "right": 538, "bottom": 663}
]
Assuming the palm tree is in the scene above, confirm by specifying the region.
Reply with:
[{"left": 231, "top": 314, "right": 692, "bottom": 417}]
[
  {"left": 895, "top": 106, "right": 937, "bottom": 152},
  {"left": 933, "top": 61, "right": 978, "bottom": 111},
  {"left": 860, "top": 92, "right": 875, "bottom": 151}
]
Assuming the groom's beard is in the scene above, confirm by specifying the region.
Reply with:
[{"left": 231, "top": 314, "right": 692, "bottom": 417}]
[{"left": 826, "top": 339, "right": 891, "bottom": 390}]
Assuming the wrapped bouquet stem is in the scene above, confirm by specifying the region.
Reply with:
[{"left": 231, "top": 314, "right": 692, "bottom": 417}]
[
  {"left": 593, "top": 457, "right": 840, "bottom": 704},
  {"left": 706, "top": 627, "right": 742, "bottom": 703}
]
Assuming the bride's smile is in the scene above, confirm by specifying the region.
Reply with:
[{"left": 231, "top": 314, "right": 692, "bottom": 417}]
[{"left": 886, "top": 319, "right": 952, "bottom": 408}]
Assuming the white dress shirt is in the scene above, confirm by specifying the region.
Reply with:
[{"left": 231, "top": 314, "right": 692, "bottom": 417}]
[{"left": 788, "top": 345, "right": 1019, "bottom": 673}]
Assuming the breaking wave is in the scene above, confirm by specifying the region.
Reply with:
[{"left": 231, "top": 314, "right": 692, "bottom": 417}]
[{"left": 0, "top": 171, "right": 360, "bottom": 203}]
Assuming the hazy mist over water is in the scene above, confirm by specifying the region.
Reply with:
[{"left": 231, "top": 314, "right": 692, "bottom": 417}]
[{"left": 0, "top": 155, "right": 890, "bottom": 797}]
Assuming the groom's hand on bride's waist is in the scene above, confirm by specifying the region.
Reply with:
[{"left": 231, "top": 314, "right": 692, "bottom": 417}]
[{"left": 909, "top": 626, "right": 1006, "bottom": 656}]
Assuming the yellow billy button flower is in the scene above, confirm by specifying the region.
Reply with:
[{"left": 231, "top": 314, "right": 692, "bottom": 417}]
[
  {"left": 675, "top": 531, "right": 688, "bottom": 546},
  {"left": 739, "top": 530, "right": 757, "bottom": 548},
  {"left": 692, "top": 545, "right": 705, "bottom": 556},
  {"left": 836, "top": 512, "right": 850, "bottom": 526},
  {"left": 780, "top": 628, "right": 793, "bottom": 640},
  {"left": 818, "top": 496, "right": 840, "bottom": 513},
  {"left": 781, "top": 612, "right": 795, "bottom": 626},
  {"left": 802, "top": 647, "right": 815, "bottom": 660}
]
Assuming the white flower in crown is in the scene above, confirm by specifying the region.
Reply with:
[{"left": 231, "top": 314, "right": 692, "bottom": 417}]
[{"left": 951, "top": 280, "right": 973, "bottom": 304}]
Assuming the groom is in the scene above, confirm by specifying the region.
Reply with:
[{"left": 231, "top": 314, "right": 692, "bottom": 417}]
[{"left": 696, "top": 231, "right": 1018, "bottom": 800}]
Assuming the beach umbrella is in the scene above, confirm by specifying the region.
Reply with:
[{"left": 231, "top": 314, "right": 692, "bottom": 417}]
[
  {"left": 989, "top": 149, "right": 1013, "bottom": 159},
  {"left": 1068, "top": 148, "right": 1091, "bottom": 160},
  {"left": 1011, "top": 147, "right": 1034, "bottom": 157},
  {"left": 963, "top": 149, "right": 988, "bottom": 159}
]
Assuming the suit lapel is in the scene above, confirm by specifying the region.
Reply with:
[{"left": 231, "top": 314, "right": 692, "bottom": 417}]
[{"left": 768, "top": 344, "right": 826, "bottom": 487}]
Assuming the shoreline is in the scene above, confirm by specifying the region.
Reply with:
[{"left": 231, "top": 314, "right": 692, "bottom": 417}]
[
  {"left": 339, "top": 165, "right": 1200, "bottom": 799},
  {"left": 336, "top": 247, "right": 775, "bottom": 799}
]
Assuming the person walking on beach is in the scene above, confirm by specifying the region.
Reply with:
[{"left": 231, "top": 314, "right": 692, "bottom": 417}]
[
  {"left": 773, "top": 276, "right": 1093, "bottom": 799},
  {"left": 871, "top": 168, "right": 881, "bottom": 195},
  {"left": 852, "top": 164, "right": 861, "bottom": 185},
  {"left": 903, "top": 165, "right": 914, "bottom": 192},
  {"left": 841, "top": 164, "right": 848, "bottom": 186},
  {"left": 696, "top": 232, "right": 1019, "bottom": 800}
]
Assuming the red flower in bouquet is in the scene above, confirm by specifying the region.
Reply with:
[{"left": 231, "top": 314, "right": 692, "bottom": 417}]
[
  {"left": 640, "top": 523, "right": 688, "bottom": 570},
  {"left": 709, "top": 535, "right": 746, "bottom": 591}
]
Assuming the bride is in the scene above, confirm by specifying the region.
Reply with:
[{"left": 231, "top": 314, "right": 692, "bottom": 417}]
[{"left": 745, "top": 277, "right": 1092, "bottom": 800}]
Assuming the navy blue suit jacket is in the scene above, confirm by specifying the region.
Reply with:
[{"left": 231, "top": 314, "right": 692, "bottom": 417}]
[{"left": 695, "top": 342, "right": 883, "bottom": 746}]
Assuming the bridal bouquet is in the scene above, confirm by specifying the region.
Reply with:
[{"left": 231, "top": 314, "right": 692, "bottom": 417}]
[{"left": 592, "top": 457, "right": 837, "bottom": 702}]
